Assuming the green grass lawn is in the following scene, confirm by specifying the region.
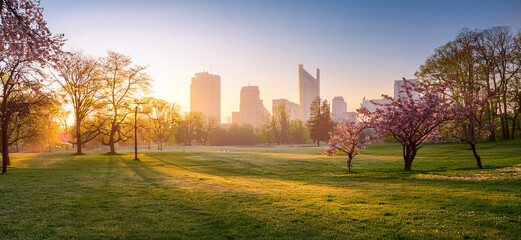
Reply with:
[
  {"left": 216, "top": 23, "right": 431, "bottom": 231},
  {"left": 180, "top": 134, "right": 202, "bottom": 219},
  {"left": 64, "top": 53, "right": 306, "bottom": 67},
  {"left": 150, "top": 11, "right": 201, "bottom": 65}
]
[{"left": 1, "top": 141, "right": 520, "bottom": 239}]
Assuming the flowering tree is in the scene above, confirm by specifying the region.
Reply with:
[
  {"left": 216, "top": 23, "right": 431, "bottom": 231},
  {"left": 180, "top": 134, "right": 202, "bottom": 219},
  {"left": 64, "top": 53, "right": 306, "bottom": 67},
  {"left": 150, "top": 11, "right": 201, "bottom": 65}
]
[
  {"left": 372, "top": 78, "right": 451, "bottom": 171},
  {"left": 1, "top": 0, "right": 64, "bottom": 173},
  {"left": 324, "top": 118, "right": 368, "bottom": 172},
  {"left": 449, "top": 87, "right": 495, "bottom": 169}
]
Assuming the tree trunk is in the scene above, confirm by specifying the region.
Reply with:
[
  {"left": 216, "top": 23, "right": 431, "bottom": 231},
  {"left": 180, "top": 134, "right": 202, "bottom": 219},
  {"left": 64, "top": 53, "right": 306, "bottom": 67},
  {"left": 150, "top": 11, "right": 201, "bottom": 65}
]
[
  {"left": 470, "top": 143, "right": 483, "bottom": 169},
  {"left": 75, "top": 119, "right": 82, "bottom": 155},
  {"left": 403, "top": 144, "right": 417, "bottom": 171},
  {"left": 2, "top": 122, "right": 10, "bottom": 173},
  {"left": 347, "top": 157, "right": 352, "bottom": 172},
  {"left": 511, "top": 112, "right": 519, "bottom": 140},
  {"left": 317, "top": 140, "right": 320, "bottom": 147},
  {"left": 108, "top": 129, "right": 116, "bottom": 154}
]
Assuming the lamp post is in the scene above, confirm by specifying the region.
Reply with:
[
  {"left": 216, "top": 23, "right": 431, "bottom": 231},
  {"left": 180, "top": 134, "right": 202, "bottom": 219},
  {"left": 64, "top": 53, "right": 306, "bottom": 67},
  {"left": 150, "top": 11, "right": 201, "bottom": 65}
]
[{"left": 133, "top": 100, "right": 146, "bottom": 160}]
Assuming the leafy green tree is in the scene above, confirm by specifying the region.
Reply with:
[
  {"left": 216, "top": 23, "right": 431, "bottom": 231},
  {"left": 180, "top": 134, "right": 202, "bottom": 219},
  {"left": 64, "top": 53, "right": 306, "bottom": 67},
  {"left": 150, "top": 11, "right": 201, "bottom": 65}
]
[{"left": 307, "top": 97, "right": 333, "bottom": 146}]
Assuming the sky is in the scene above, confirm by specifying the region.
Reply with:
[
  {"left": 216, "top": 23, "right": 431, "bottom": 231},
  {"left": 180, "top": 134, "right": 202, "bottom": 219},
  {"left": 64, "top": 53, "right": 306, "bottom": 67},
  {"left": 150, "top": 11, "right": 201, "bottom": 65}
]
[{"left": 41, "top": 0, "right": 521, "bottom": 123}]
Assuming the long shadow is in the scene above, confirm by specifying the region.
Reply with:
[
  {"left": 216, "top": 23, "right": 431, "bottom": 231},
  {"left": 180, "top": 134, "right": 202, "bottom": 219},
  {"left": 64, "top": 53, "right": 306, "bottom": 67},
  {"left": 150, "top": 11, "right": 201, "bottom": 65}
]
[
  {"left": 144, "top": 151, "right": 521, "bottom": 200},
  {"left": 112, "top": 154, "right": 336, "bottom": 239}
]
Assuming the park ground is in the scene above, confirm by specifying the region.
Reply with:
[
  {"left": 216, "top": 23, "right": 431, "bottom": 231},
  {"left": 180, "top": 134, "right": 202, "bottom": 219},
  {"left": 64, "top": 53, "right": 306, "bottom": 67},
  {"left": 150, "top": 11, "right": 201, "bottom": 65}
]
[{"left": 1, "top": 141, "right": 520, "bottom": 239}]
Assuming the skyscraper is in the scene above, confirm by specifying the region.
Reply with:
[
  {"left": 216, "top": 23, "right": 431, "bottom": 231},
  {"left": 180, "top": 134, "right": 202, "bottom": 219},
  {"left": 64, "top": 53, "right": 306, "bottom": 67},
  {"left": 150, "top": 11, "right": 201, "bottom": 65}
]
[
  {"left": 299, "top": 64, "right": 320, "bottom": 122},
  {"left": 394, "top": 79, "right": 419, "bottom": 100},
  {"left": 190, "top": 72, "right": 221, "bottom": 123},
  {"left": 232, "top": 86, "right": 269, "bottom": 128}
]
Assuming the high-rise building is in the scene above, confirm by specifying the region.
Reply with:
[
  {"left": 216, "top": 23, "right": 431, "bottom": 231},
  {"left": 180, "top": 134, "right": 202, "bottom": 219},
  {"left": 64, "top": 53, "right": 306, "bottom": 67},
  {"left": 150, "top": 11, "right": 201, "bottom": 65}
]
[
  {"left": 232, "top": 86, "right": 269, "bottom": 128},
  {"left": 332, "top": 96, "right": 347, "bottom": 123},
  {"left": 394, "top": 79, "right": 419, "bottom": 100},
  {"left": 299, "top": 64, "right": 320, "bottom": 122},
  {"left": 190, "top": 72, "right": 221, "bottom": 123},
  {"left": 272, "top": 98, "right": 300, "bottom": 121}
]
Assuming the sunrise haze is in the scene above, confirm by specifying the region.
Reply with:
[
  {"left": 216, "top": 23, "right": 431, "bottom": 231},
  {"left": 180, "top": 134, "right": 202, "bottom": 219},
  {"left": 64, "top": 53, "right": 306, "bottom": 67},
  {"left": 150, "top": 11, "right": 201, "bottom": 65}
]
[{"left": 41, "top": 0, "right": 521, "bottom": 123}]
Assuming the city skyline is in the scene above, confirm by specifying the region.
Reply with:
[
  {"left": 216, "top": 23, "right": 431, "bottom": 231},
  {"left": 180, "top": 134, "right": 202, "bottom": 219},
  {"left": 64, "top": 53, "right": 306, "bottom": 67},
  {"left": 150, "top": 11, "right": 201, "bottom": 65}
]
[{"left": 40, "top": 0, "right": 521, "bottom": 121}]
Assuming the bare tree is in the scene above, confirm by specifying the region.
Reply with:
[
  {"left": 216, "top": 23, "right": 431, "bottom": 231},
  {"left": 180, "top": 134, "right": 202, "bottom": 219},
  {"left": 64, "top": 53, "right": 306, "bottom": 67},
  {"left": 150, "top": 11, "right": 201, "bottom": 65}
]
[
  {"left": 52, "top": 52, "right": 103, "bottom": 155},
  {"left": 142, "top": 97, "right": 180, "bottom": 150},
  {"left": 98, "top": 51, "right": 151, "bottom": 154}
]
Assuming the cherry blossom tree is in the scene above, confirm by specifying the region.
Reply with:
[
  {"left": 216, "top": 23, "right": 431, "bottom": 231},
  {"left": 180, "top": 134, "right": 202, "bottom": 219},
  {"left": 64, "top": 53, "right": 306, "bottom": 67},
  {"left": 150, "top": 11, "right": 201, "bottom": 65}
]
[
  {"left": 449, "top": 87, "right": 496, "bottom": 169},
  {"left": 324, "top": 113, "right": 369, "bottom": 172},
  {"left": 1, "top": 0, "right": 64, "bottom": 173},
  {"left": 371, "top": 78, "right": 451, "bottom": 171}
]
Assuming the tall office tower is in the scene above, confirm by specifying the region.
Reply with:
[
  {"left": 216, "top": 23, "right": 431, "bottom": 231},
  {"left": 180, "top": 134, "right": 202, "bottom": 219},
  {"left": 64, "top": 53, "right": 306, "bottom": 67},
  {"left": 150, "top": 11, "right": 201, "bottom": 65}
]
[
  {"left": 190, "top": 72, "right": 221, "bottom": 123},
  {"left": 232, "top": 86, "right": 269, "bottom": 128},
  {"left": 394, "top": 79, "right": 419, "bottom": 100},
  {"left": 299, "top": 64, "right": 320, "bottom": 122},
  {"left": 272, "top": 98, "right": 300, "bottom": 121}
]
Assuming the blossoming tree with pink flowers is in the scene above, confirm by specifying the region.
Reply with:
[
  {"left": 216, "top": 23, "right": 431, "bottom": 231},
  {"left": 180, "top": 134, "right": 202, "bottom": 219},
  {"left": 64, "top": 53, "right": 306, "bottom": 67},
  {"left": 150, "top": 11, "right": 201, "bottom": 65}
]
[
  {"left": 371, "top": 78, "right": 451, "bottom": 171},
  {"left": 324, "top": 108, "right": 373, "bottom": 172},
  {"left": 448, "top": 87, "right": 496, "bottom": 169}
]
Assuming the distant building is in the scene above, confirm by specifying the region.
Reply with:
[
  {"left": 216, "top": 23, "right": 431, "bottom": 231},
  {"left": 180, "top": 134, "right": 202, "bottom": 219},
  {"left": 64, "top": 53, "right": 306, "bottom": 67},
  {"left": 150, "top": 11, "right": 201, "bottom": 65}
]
[
  {"left": 232, "top": 86, "right": 269, "bottom": 128},
  {"left": 332, "top": 96, "right": 347, "bottom": 123},
  {"left": 394, "top": 79, "right": 419, "bottom": 100},
  {"left": 272, "top": 98, "right": 300, "bottom": 121},
  {"left": 299, "top": 64, "right": 320, "bottom": 122},
  {"left": 360, "top": 98, "right": 390, "bottom": 113},
  {"left": 190, "top": 72, "right": 221, "bottom": 123}
]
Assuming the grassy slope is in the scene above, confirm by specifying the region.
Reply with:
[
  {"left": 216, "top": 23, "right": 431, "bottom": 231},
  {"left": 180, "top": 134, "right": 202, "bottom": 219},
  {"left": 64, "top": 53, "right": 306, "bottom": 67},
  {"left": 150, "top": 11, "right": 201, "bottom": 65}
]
[{"left": 0, "top": 141, "right": 520, "bottom": 239}]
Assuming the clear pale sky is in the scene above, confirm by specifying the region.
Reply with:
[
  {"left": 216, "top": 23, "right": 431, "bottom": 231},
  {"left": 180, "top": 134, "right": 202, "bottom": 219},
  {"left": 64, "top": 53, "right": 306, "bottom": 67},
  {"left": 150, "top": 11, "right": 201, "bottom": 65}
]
[{"left": 41, "top": 0, "right": 521, "bottom": 123}]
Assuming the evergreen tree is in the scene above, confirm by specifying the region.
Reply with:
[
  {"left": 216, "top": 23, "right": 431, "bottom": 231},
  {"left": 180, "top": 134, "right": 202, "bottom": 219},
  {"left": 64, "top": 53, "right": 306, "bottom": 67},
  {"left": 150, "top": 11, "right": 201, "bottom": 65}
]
[{"left": 307, "top": 97, "right": 333, "bottom": 146}]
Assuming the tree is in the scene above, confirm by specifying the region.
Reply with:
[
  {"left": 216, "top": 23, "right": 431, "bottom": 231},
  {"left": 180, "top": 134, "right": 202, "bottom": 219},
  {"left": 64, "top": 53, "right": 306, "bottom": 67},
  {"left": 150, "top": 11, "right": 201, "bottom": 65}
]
[
  {"left": 196, "top": 115, "right": 218, "bottom": 146},
  {"left": 307, "top": 97, "right": 333, "bottom": 146},
  {"left": 52, "top": 51, "right": 102, "bottom": 154},
  {"left": 1, "top": 0, "right": 64, "bottom": 173},
  {"left": 449, "top": 87, "right": 496, "bottom": 169},
  {"left": 287, "top": 120, "right": 310, "bottom": 144},
  {"left": 98, "top": 51, "right": 151, "bottom": 154},
  {"left": 416, "top": 27, "right": 521, "bottom": 140},
  {"left": 142, "top": 97, "right": 180, "bottom": 150},
  {"left": 371, "top": 78, "right": 450, "bottom": 171},
  {"left": 177, "top": 112, "right": 204, "bottom": 146},
  {"left": 260, "top": 114, "right": 276, "bottom": 145},
  {"left": 272, "top": 105, "right": 289, "bottom": 144},
  {"left": 324, "top": 120, "right": 368, "bottom": 172}
]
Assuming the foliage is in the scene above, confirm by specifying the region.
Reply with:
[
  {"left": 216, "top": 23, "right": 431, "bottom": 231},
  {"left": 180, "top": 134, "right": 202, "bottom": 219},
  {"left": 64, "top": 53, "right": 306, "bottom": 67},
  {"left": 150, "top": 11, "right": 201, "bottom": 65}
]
[
  {"left": 307, "top": 97, "right": 334, "bottom": 146},
  {"left": 141, "top": 97, "right": 180, "bottom": 150},
  {"left": 448, "top": 85, "right": 496, "bottom": 168},
  {"left": 324, "top": 120, "right": 368, "bottom": 172},
  {"left": 210, "top": 124, "right": 259, "bottom": 146},
  {"left": 416, "top": 27, "right": 521, "bottom": 140},
  {"left": 177, "top": 111, "right": 204, "bottom": 146},
  {"left": 370, "top": 78, "right": 451, "bottom": 171},
  {"left": 0, "top": 0, "right": 64, "bottom": 173},
  {"left": 98, "top": 51, "right": 152, "bottom": 154}
]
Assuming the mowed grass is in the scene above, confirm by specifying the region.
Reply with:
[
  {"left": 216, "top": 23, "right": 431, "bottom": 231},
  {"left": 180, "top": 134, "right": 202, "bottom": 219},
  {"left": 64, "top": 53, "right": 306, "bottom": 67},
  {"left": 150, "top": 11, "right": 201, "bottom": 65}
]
[{"left": 1, "top": 141, "right": 520, "bottom": 239}]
